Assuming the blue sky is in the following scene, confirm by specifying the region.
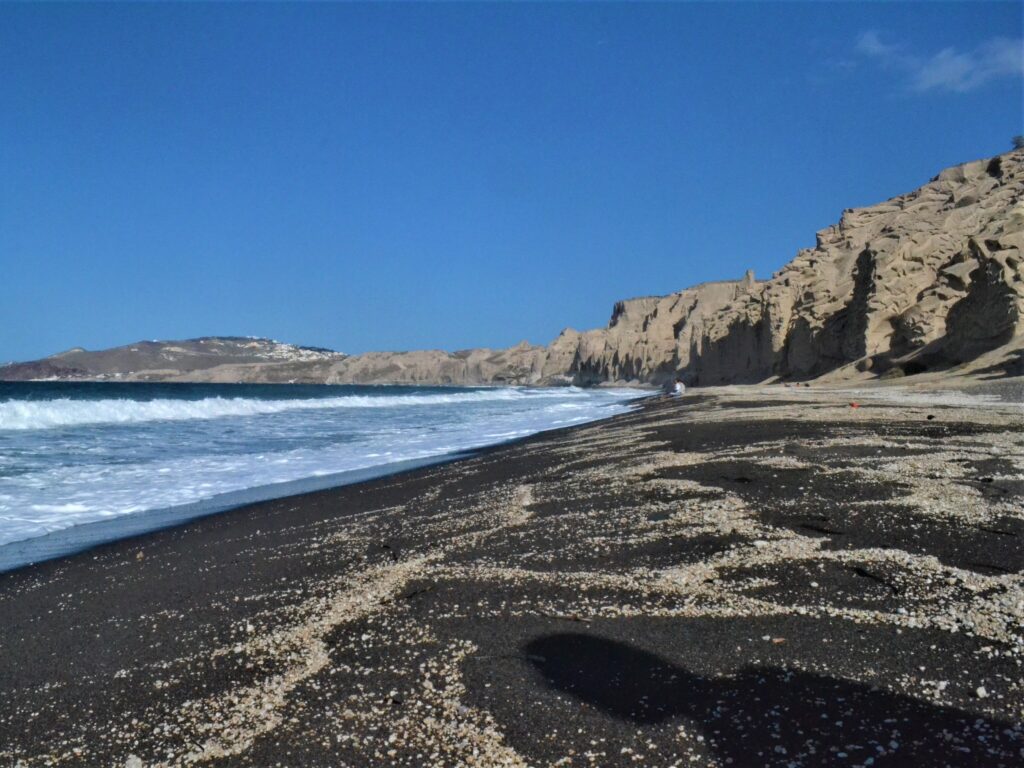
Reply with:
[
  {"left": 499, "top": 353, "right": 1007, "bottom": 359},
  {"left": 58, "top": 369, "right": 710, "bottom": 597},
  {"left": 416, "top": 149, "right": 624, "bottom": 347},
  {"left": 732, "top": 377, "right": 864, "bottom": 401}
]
[{"left": 1, "top": 2, "right": 1021, "bottom": 362}]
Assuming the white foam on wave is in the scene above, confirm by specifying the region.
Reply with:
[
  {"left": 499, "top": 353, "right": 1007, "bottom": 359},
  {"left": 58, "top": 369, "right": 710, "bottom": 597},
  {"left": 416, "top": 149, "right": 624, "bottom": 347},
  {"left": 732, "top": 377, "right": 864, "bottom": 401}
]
[
  {"left": 0, "top": 387, "right": 579, "bottom": 431},
  {"left": 28, "top": 503, "right": 91, "bottom": 513},
  {"left": 0, "top": 386, "right": 643, "bottom": 549}
]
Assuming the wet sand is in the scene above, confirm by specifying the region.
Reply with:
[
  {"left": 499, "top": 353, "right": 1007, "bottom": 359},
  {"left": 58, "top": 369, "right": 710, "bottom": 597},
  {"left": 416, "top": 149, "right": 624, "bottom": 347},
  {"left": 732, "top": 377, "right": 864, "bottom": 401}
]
[{"left": 1, "top": 389, "right": 1022, "bottom": 767}]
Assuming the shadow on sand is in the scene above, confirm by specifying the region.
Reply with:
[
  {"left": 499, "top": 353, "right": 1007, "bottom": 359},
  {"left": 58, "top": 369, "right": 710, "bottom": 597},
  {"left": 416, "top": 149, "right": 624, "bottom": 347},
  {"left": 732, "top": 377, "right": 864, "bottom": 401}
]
[{"left": 525, "top": 632, "right": 1022, "bottom": 767}]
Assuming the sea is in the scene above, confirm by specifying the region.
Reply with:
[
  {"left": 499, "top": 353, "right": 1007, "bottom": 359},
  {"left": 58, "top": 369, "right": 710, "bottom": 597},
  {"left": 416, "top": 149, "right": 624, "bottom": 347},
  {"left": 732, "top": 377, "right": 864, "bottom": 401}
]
[{"left": 0, "top": 381, "right": 640, "bottom": 570}]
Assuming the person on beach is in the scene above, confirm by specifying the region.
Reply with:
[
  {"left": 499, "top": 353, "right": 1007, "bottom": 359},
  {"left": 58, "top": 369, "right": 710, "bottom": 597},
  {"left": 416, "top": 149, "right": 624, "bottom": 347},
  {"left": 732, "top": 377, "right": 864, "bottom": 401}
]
[{"left": 673, "top": 378, "right": 685, "bottom": 396}]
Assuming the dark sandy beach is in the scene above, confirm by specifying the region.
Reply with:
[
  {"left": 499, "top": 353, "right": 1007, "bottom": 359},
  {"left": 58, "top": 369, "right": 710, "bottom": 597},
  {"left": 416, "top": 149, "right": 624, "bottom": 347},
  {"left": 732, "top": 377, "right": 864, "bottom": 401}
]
[{"left": 1, "top": 389, "right": 1022, "bottom": 767}]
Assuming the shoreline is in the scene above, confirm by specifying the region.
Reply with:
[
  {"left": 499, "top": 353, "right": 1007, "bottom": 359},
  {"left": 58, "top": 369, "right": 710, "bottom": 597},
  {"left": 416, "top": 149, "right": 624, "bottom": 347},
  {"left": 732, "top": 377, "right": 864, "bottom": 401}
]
[
  {"left": 0, "top": 383, "right": 645, "bottom": 573},
  {"left": 0, "top": 451, "right": 476, "bottom": 575},
  {"left": 1, "top": 389, "right": 1022, "bottom": 766},
  {"left": 0, "top": 394, "right": 647, "bottom": 575}
]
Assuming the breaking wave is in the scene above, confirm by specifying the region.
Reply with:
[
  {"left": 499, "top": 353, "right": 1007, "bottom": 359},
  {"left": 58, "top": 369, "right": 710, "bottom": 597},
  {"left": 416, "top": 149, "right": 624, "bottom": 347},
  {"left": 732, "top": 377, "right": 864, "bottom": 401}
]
[{"left": 0, "top": 388, "right": 575, "bottom": 431}]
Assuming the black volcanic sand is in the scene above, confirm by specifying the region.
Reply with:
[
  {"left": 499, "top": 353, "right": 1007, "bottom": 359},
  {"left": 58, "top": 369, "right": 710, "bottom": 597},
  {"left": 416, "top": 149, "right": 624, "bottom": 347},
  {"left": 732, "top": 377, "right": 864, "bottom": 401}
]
[{"left": 1, "top": 390, "right": 1022, "bottom": 767}]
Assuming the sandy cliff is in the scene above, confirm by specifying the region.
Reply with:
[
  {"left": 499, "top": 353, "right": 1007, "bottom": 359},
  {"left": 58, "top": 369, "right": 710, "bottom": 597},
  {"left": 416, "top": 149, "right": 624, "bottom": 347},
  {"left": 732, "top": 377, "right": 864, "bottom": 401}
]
[
  {"left": 3, "top": 150, "right": 1022, "bottom": 387},
  {"left": 322, "top": 147, "right": 1024, "bottom": 387},
  {"left": 567, "top": 274, "right": 761, "bottom": 386},
  {"left": 524, "top": 149, "right": 1023, "bottom": 387},
  {"left": 688, "top": 150, "right": 1024, "bottom": 384}
]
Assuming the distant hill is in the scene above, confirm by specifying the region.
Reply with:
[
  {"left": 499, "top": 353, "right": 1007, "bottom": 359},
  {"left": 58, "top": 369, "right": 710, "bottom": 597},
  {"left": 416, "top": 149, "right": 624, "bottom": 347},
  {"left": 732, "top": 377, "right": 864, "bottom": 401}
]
[
  {"left": 0, "top": 337, "right": 347, "bottom": 383},
  {"left": 4, "top": 149, "right": 1023, "bottom": 386}
]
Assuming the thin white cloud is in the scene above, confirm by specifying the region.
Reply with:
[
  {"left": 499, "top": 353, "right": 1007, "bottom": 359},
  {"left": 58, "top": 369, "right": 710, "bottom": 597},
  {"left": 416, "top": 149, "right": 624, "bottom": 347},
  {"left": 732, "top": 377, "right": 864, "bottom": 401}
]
[
  {"left": 855, "top": 30, "right": 900, "bottom": 59},
  {"left": 856, "top": 31, "right": 1023, "bottom": 93}
]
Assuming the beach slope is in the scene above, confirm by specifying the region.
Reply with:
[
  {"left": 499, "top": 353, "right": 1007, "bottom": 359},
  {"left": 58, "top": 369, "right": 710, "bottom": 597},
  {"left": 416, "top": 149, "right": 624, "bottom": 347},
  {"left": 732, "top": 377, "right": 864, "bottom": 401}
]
[{"left": 1, "top": 390, "right": 1022, "bottom": 766}]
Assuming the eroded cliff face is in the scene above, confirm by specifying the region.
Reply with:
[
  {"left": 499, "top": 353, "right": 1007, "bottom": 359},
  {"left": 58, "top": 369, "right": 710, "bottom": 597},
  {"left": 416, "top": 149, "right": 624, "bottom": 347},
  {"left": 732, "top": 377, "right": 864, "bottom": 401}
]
[
  {"left": 4, "top": 150, "right": 1022, "bottom": 387},
  {"left": 519, "top": 149, "right": 1023, "bottom": 387},
  {"left": 692, "top": 150, "right": 1024, "bottom": 384},
  {"left": 567, "top": 274, "right": 761, "bottom": 386}
]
